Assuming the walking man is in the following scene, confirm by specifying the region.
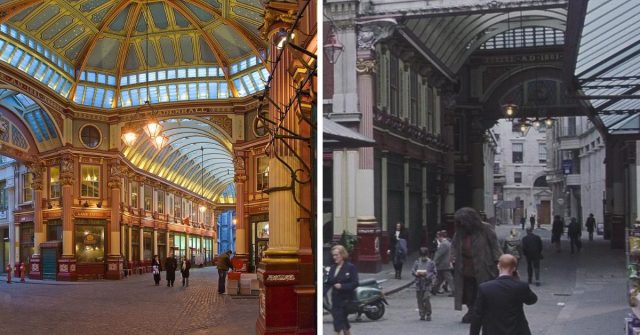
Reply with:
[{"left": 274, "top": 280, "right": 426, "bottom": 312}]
[
  {"left": 521, "top": 228, "right": 543, "bottom": 286},
  {"left": 165, "top": 252, "right": 177, "bottom": 287},
  {"left": 470, "top": 254, "right": 538, "bottom": 335},
  {"left": 586, "top": 213, "right": 596, "bottom": 241},
  {"left": 568, "top": 218, "right": 582, "bottom": 254},
  {"left": 551, "top": 215, "right": 564, "bottom": 252},
  {"left": 520, "top": 216, "right": 526, "bottom": 230},
  {"left": 432, "top": 231, "right": 454, "bottom": 296},
  {"left": 217, "top": 250, "right": 234, "bottom": 294},
  {"left": 529, "top": 215, "right": 536, "bottom": 230}
]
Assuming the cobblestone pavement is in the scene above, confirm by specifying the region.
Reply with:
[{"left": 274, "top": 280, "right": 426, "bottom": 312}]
[
  {"left": 0, "top": 267, "right": 258, "bottom": 335},
  {"left": 323, "top": 225, "right": 628, "bottom": 334}
]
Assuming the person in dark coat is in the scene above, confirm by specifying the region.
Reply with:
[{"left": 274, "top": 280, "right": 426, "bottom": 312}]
[
  {"left": 324, "top": 244, "right": 359, "bottom": 335},
  {"left": 529, "top": 215, "right": 536, "bottom": 230},
  {"left": 387, "top": 222, "right": 408, "bottom": 279},
  {"left": 470, "top": 254, "right": 538, "bottom": 335},
  {"left": 152, "top": 255, "right": 161, "bottom": 286},
  {"left": 217, "top": 250, "right": 233, "bottom": 294},
  {"left": 451, "top": 207, "right": 502, "bottom": 323},
  {"left": 165, "top": 253, "right": 177, "bottom": 287},
  {"left": 181, "top": 257, "right": 191, "bottom": 287},
  {"left": 520, "top": 216, "right": 526, "bottom": 230},
  {"left": 521, "top": 227, "right": 543, "bottom": 286},
  {"left": 432, "top": 230, "right": 454, "bottom": 296},
  {"left": 585, "top": 213, "right": 596, "bottom": 241},
  {"left": 551, "top": 215, "right": 564, "bottom": 252},
  {"left": 568, "top": 217, "right": 582, "bottom": 254}
]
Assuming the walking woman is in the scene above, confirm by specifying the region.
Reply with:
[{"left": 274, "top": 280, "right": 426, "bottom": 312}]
[
  {"left": 324, "top": 245, "right": 359, "bottom": 335},
  {"left": 152, "top": 255, "right": 161, "bottom": 286},
  {"left": 388, "top": 222, "right": 408, "bottom": 279}
]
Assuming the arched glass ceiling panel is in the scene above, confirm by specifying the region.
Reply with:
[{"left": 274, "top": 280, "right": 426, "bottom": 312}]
[
  {"left": 0, "top": 0, "right": 267, "bottom": 105},
  {"left": 121, "top": 117, "right": 233, "bottom": 201},
  {"left": 0, "top": 89, "right": 60, "bottom": 145},
  {"left": 480, "top": 27, "right": 565, "bottom": 50}
]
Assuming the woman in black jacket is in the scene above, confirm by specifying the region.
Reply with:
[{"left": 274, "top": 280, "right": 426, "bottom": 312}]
[
  {"left": 324, "top": 245, "right": 359, "bottom": 335},
  {"left": 151, "top": 255, "right": 161, "bottom": 286}
]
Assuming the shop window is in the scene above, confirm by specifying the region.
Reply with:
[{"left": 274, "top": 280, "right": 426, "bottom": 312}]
[
  {"left": 0, "top": 180, "right": 7, "bottom": 210},
  {"left": 46, "top": 219, "right": 62, "bottom": 241},
  {"left": 22, "top": 173, "right": 33, "bottom": 203},
  {"left": 144, "top": 185, "right": 152, "bottom": 212},
  {"left": 20, "top": 222, "right": 34, "bottom": 263},
  {"left": 257, "top": 156, "right": 269, "bottom": 192},
  {"left": 80, "top": 165, "right": 100, "bottom": 198},
  {"left": 156, "top": 190, "right": 164, "bottom": 214},
  {"left": 174, "top": 195, "right": 182, "bottom": 218},
  {"left": 131, "top": 228, "right": 140, "bottom": 261},
  {"left": 512, "top": 143, "right": 524, "bottom": 163},
  {"left": 74, "top": 221, "right": 105, "bottom": 263},
  {"left": 49, "top": 166, "right": 60, "bottom": 199},
  {"left": 143, "top": 229, "right": 152, "bottom": 261},
  {"left": 129, "top": 181, "right": 138, "bottom": 207},
  {"left": 538, "top": 143, "right": 547, "bottom": 163}
]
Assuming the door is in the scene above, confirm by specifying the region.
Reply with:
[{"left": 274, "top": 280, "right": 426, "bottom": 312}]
[
  {"left": 42, "top": 248, "right": 57, "bottom": 280},
  {"left": 539, "top": 200, "right": 551, "bottom": 225}
]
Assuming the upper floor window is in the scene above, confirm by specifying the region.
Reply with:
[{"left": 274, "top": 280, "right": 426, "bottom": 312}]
[
  {"left": 49, "top": 166, "right": 60, "bottom": 199},
  {"left": 512, "top": 143, "right": 524, "bottom": 163},
  {"left": 156, "top": 190, "right": 164, "bottom": 214},
  {"left": 0, "top": 180, "right": 7, "bottom": 210},
  {"left": 538, "top": 144, "right": 547, "bottom": 163},
  {"left": 514, "top": 171, "right": 522, "bottom": 184},
  {"left": 389, "top": 55, "right": 399, "bottom": 116},
  {"left": 410, "top": 72, "right": 418, "bottom": 125},
  {"left": 22, "top": 173, "right": 33, "bottom": 203},
  {"left": 80, "top": 165, "right": 99, "bottom": 198},
  {"left": 257, "top": 156, "right": 269, "bottom": 192},
  {"left": 144, "top": 185, "right": 152, "bottom": 212},
  {"left": 130, "top": 181, "right": 138, "bottom": 207}
]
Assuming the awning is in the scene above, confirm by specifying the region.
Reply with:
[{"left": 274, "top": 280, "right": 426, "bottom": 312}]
[
  {"left": 572, "top": 0, "right": 640, "bottom": 135},
  {"left": 323, "top": 118, "right": 375, "bottom": 149}
]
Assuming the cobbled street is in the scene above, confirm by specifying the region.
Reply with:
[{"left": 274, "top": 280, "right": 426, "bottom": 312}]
[{"left": 0, "top": 267, "right": 257, "bottom": 335}]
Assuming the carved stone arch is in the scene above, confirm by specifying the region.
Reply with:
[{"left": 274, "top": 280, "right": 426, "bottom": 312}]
[{"left": 0, "top": 105, "right": 40, "bottom": 162}]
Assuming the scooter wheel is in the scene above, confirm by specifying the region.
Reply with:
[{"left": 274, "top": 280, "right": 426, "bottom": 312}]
[{"left": 364, "top": 300, "right": 385, "bottom": 320}]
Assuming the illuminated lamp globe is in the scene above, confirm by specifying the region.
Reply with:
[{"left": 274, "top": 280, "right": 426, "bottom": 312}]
[
  {"left": 545, "top": 118, "right": 554, "bottom": 127},
  {"left": 520, "top": 123, "right": 528, "bottom": 133},
  {"left": 198, "top": 204, "right": 207, "bottom": 213},
  {"left": 143, "top": 120, "right": 163, "bottom": 138},
  {"left": 121, "top": 131, "right": 138, "bottom": 147},
  {"left": 532, "top": 119, "right": 541, "bottom": 129},
  {"left": 151, "top": 135, "right": 169, "bottom": 150}
]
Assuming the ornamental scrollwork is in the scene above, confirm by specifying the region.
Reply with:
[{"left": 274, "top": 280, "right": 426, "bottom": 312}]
[
  {"left": 356, "top": 59, "right": 377, "bottom": 74},
  {"left": 356, "top": 18, "right": 397, "bottom": 51}
]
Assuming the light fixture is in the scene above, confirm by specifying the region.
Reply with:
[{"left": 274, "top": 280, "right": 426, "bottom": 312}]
[
  {"left": 532, "top": 118, "right": 541, "bottom": 129},
  {"left": 151, "top": 134, "right": 169, "bottom": 150},
  {"left": 121, "top": 128, "right": 138, "bottom": 147},
  {"left": 323, "top": 27, "right": 343, "bottom": 64},
  {"left": 502, "top": 103, "right": 518, "bottom": 119},
  {"left": 545, "top": 117, "right": 554, "bottom": 127},
  {"left": 275, "top": 28, "right": 294, "bottom": 49}
]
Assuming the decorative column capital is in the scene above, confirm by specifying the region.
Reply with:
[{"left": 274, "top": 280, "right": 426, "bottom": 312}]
[
  {"left": 233, "top": 152, "right": 246, "bottom": 176},
  {"left": 60, "top": 154, "right": 74, "bottom": 186},
  {"left": 356, "top": 58, "right": 377, "bottom": 74},
  {"left": 108, "top": 159, "right": 123, "bottom": 190},
  {"left": 26, "top": 160, "right": 45, "bottom": 191},
  {"left": 261, "top": 0, "right": 298, "bottom": 39},
  {"left": 356, "top": 18, "right": 397, "bottom": 51}
]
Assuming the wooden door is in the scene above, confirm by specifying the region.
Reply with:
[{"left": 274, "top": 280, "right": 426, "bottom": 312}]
[{"left": 539, "top": 200, "right": 551, "bottom": 225}]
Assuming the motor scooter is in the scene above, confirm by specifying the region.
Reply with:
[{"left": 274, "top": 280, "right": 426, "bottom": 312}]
[{"left": 323, "top": 267, "right": 388, "bottom": 320}]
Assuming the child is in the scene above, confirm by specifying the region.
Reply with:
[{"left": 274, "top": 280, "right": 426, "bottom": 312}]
[{"left": 412, "top": 247, "right": 437, "bottom": 321}]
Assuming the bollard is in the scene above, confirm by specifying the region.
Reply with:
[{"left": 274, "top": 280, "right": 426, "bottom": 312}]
[
  {"left": 5, "top": 264, "right": 11, "bottom": 283},
  {"left": 20, "top": 262, "right": 25, "bottom": 282}
]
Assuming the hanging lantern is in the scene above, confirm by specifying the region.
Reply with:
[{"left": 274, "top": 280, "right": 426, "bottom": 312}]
[
  {"left": 324, "top": 27, "right": 344, "bottom": 65},
  {"left": 532, "top": 118, "right": 541, "bottom": 129},
  {"left": 151, "top": 134, "right": 169, "bottom": 150},
  {"left": 121, "top": 129, "right": 138, "bottom": 147},
  {"left": 545, "top": 117, "right": 554, "bottom": 127},
  {"left": 519, "top": 121, "right": 529, "bottom": 133},
  {"left": 143, "top": 119, "right": 163, "bottom": 138},
  {"left": 199, "top": 204, "right": 207, "bottom": 213},
  {"left": 502, "top": 103, "right": 518, "bottom": 119}
]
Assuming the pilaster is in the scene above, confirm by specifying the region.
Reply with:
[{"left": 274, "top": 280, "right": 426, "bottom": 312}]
[
  {"left": 28, "top": 160, "right": 44, "bottom": 280},
  {"left": 106, "top": 158, "right": 123, "bottom": 280}
]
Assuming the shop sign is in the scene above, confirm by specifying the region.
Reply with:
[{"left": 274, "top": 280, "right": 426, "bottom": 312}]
[
  {"left": 562, "top": 160, "right": 572, "bottom": 175},
  {"left": 266, "top": 274, "right": 295, "bottom": 282}
]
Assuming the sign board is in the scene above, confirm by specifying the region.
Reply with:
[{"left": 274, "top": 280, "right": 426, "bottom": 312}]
[{"left": 562, "top": 160, "right": 572, "bottom": 175}]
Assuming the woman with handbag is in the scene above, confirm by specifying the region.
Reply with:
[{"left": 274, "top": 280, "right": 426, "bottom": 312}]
[
  {"left": 324, "top": 245, "right": 359, "bottom": 335},
  {"left": 151, "top": 255, "right": 161, "bottom": 286}
]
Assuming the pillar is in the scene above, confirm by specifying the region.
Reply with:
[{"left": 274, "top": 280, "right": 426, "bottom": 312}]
[
  {"left": 332, "top": 149, "right": 359, "bottom": 240},
  {"left": 28, "top": 161, "right": 44, "bottom": 279},
  {"left": 257, "top": 1, "right": 314, "bottom": 333},
  {"left": 422, "top": 164, "right": 429, "bottom": 248},
  {"left": 128, "top": 226, "right": 133, "bottom": 262},
  {"left": 153, "top": 229, "right": 158, "bottom": 256},
  {"left": 7, "top": 174, "right": 15, "bottom": 270},
  {"left": 469, "top": 123, "right": 486, "bottom": 217},
  {"left": 380, "top": 151, "right": 389, "bottom": 263},
  {"left": 106, "top": 159, "right": 123, "bottom": 279},
  {"left": 441, "top": 90, "right": 457, "bottom": 236},
  {"left": 57, "top": 155, "right": 76, "bottom": 280},
  {"left": 233, "top": 151, "right": 248, "bottom": 268},
  {"left": 139, "top": 226, "right": 144, "bottom": 262}
]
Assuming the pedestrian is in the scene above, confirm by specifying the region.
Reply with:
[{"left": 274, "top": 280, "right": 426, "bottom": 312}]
[
  {"left": 502, "top": 228, "right": 522, "bottom": 267},
  {"left": 451, "top": 207, "right": 502, "bottom": 323},
  {"left": 568, "top": 217, "right": 582, "bottom": 254},
  {"left": 586, "top": 213, "right": 596, "bottom": 241},
  {"left": 529, "top": 215, "right": 536, "bottom": 230},
  {"left": 152, "top": 255, "right": 161, "bottom": 286},
  {"left": 469, "top": 254, "right": 538, "bottom": 335},
  {"left": 181, "top": 257, "right": 191, "bottom": 287},
  {"left": 551, "top": 215, "right": 564, "bottom": 252},
  {"left": 324, "top": 244, "right": 359, "bottom": 335},
  {"left": 165, "top": 252, "right": 177, "bottom": 287},
  {"left": 412, "top": 247, "right": 437, "bottom": 321},
  {"left": 387, "top": 222, "right": 408, "bottom": 279},
  {"left": 216, "top": 250, "right": 233, "bottom": 294},
  {"left": 521, "top": 227, "right": 543, "bottom": 286},
  {"left": 520, "top": 216, "right": 526, "bottom": 230},
  {"left": 432, "top": 230, "right": 454, "bottom": 297}
]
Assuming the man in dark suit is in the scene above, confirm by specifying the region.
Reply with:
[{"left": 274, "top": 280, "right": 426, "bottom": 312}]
[
  {"left": 521, "top": 227, "right": 543, "bottom": 286},
  {"left": 470, "top": 254, "right": 537, "bottom": 335}
]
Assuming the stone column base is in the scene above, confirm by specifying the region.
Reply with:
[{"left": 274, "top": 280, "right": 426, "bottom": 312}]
[
  {"left": 105, "top": 255, "right": 123, "bottom": 280},
  {"left": 356, "top": 217, "right": 381, "bottom": 273},
  {"left": 256, "top": 251, "right": 314, "bottom": 335},
  {"left": 29, "top": 254, "right": 42, "bottom": 280},
  {"left": 56, "top": 256, "right": 77, "bottom": 281}
]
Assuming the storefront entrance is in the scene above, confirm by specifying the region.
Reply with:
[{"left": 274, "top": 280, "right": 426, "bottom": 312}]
[{"left": 250, "top": 214, "right": 269, "bottom": 272}]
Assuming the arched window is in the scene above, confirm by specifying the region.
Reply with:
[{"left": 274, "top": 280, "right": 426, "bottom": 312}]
[{"left": 533, "top": 175, "right": 548, "bottom": 187}]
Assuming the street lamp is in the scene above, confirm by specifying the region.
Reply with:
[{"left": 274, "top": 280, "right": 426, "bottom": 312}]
[{"left": 323, "top": 27, "right": 343, "bottom": 64}]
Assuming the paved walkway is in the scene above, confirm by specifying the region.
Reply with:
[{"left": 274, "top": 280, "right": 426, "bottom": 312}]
[
  {"left": 0, "top": 267, "right": 258, "bottom": 335},
  {"left": 324, "top": 224, "right": 629, "bottom": 334}
]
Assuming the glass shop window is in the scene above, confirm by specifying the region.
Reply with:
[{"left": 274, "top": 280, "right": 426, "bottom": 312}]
[
  {"left": 132, "top": 228, "right": 140, "bottom": 261},
  {"left": 22, "top": 173, "right": 33, "bottom": 203},
  {"left": 49, "top": 166, "right": 60, "bottom": 199},
  {"left": 75, "top": 222, "right": 105, "bottom": 263},
  {"left": 144, "top": 185, "right": 152, "bottom": 212},
  {"left": 143, "top": 229, "right": 153, "bottom": 261},
  {"left": 174, "top": 195, "right": 182, "bottom": 218},
  {"left": 257, "top": 156, "right": 269, "bottom": 192},
  {"left": 156, "top": 190, "right": 164, "bottom": 214},
  {"left": 130, "top": 181, "right": 139, "bottom": 207}
]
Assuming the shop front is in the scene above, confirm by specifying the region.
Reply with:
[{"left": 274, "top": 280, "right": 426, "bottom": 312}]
[
  {"left": 74, "top": 219, "right": 106, "bottom": 280},
  {"left": 250, "top": 214, "right": 269, "bottom": 273}
]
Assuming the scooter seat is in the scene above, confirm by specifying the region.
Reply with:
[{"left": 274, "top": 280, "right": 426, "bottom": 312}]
[{"left": 359, "top": 278, "right": 377, "bottom": 286}]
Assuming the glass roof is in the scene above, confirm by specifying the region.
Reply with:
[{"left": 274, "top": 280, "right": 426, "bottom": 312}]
[
  {"left": 0, "top": 0, "right": 268, "bottom": 105},
  {"left": 575, "top": 0, "right": 640, "bottom": 134},
  {"left": 122, "top": 117, "right": 234, "bottom": 201},
  {"left": 0, "top": 88, "right": 60, "bottom": 146}
]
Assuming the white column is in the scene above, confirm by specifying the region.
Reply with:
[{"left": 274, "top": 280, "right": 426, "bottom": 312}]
[
  {"left": 422, "top": 165, "right": 428, "bottom": 226},
  {"left": 381, "top": 152, "right": 388, "bottom": 232},
  {"left": 404, "top": 159, "right": 410, "bottom": 225}
]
